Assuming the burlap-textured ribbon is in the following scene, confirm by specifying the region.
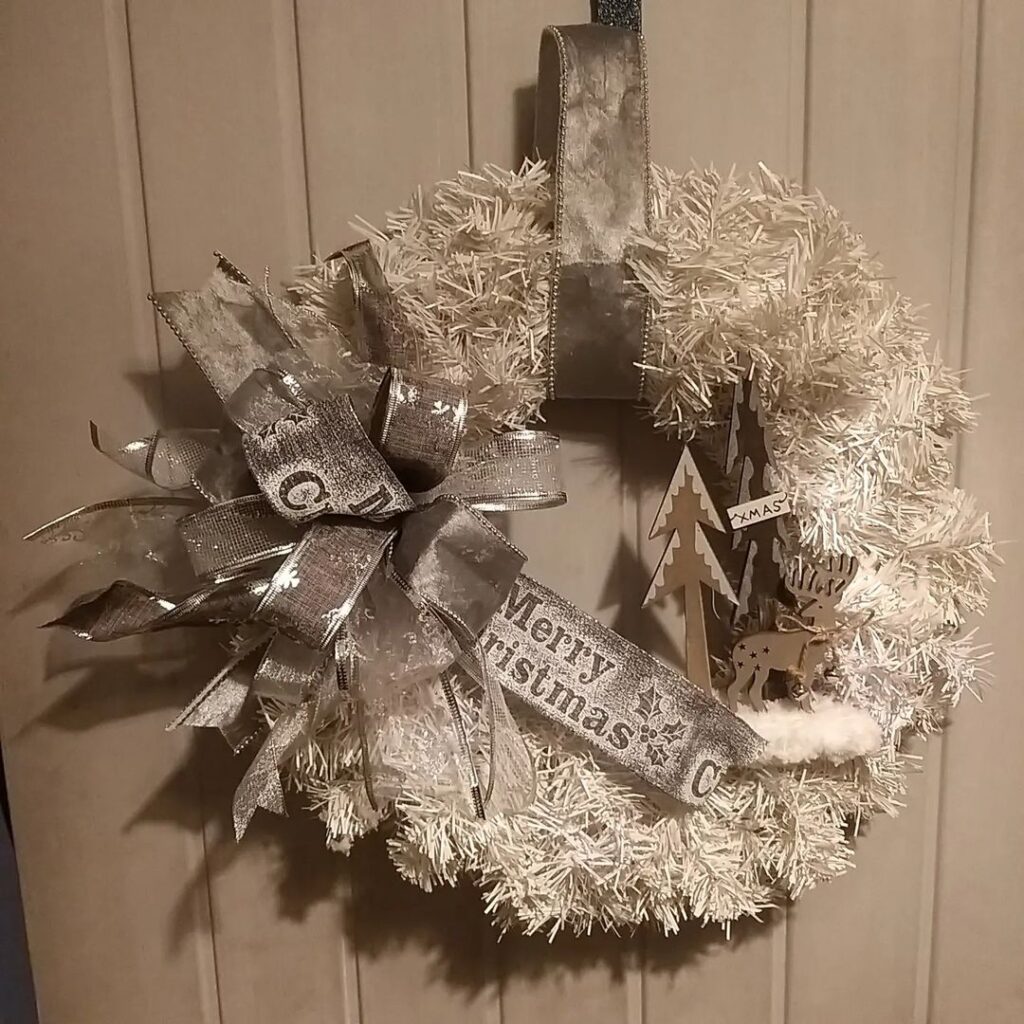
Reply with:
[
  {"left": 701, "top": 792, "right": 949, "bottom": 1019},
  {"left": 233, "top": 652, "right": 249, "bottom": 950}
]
[
  {"left": 535, "top": 23, "right": 651, "bottom": 400},
  {"left": 36, "top": 245, "right": 763, "bottom": 837}
]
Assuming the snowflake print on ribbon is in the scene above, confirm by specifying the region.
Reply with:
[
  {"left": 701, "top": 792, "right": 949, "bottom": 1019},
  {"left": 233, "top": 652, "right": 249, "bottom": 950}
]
[{"left": 633, "top": 685, "right": 691, "bottom": 767}]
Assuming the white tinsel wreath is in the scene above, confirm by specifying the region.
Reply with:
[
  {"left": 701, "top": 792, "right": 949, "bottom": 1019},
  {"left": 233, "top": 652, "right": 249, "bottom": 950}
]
[{"left": 281, "top": 160, "right": 994, "bottom": 936}]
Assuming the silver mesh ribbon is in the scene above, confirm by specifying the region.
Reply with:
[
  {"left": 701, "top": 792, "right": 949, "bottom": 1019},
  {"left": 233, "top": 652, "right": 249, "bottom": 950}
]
[
  {"left": 535, "top": 24, "right": 651, "bottom": 399},
  {"left": 431, "top": 430, "right": 566, "bottom": 511},
  {"left": 178, "top": 495, "right": 298, "bottom": 580},
  {"left": 190, "top": 424, "right": 256, "bottom": 504}
]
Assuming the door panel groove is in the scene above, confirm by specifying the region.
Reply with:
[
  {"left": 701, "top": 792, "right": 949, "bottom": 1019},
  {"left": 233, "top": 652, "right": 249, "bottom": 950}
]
[
  {"left": 929, "top": 1, "right": 1024, "bottom": 1019},
  {"left": 915, "top": 8, "right": 981, "bottom": 1019},
  {"left": 105, "top": 3, "right": 223, "bottom": 1021}
]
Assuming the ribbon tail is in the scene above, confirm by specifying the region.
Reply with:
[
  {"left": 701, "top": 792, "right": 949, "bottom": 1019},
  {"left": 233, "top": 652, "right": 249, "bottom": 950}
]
[
  {"left": 335, "top": 634, "right": 381, "bottom": 813},
  {"left": 45, "top": 571, "right": 271, "bottom": 641},
  {"left": 455, "top": 639, "right": 536, "bottom": 814},
  {"left": 230, "top": 655, "right": 346, "bottom": 838},
  {"left": 45, "top": 580, "right": 184, "bottom": 640},
  {"left": 231, "top": 700, "right": 312, "bottom": 840},
  {"left": 25, "top": 497, "right": 202, "bottom": 544},
  {"left": 169, "top": 631, "right": 272, "bottom": 751}
]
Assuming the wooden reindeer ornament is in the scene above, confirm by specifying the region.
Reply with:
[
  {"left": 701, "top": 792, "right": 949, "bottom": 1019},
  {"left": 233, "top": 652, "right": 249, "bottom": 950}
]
[
  {"left": 725, "top": 554, "right": 859, "bottom": 712},
  {"left": 644, "top": 445, "right": 738, "bottom": 691}
]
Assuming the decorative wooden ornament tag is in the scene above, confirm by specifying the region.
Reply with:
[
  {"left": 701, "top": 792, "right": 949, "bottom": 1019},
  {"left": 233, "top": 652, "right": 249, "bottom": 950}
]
[
  {"left": 726, "top": 491, "right": 790, "bottom": 529},
  {"left": 644, "top": 445, "right": 737, "bottom": 690}
]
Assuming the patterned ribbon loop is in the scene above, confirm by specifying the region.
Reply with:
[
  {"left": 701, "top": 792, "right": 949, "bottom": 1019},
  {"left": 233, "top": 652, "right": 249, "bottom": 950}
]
[
  {"left": 535, "top": 23, "right": 652, "bottom": 400},
  {"left": 333, "top": 240, "right": 414, "bottom": 368},
  {"left": 370, "top": 369, "right": 467, "bottom": 493},
  {"left": 151, "top": 254, "right": 299, "bottom": 402},
  {"left": 240, "top": 392, "right": 414, "bottom": 523},
  {"left": 226, "top": 362, "right": 470, "bottom": 527}
]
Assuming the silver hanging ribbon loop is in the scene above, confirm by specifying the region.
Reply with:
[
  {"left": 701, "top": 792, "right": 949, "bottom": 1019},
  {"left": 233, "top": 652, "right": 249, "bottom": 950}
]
[{"left": 535, "top": 23, "right": 652, "bottom": 400}]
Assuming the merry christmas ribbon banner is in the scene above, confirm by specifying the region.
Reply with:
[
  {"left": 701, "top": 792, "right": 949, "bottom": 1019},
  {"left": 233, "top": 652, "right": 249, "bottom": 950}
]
[
  {"left": 488, "top": 576, "right": 762, "bottom": 802},
  {"left": 33, "top": 245, "right": 763, "bottom": 836}
]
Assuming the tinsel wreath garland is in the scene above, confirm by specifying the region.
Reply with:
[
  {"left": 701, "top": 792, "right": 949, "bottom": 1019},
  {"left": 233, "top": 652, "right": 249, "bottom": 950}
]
[{"left": 284, "top": 160, "right": 995, "bottom": 935}]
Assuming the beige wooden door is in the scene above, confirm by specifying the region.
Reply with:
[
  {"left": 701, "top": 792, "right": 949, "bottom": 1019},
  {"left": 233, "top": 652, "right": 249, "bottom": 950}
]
[{"left": 2, "top": 2, "right": 1022, "bottom": 1022}]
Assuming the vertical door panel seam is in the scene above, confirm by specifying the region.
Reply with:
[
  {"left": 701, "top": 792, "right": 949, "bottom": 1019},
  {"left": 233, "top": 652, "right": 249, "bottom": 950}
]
[
  {"left": 102, "top": 4, "right": 224, "bottom": 1022},
  {"left": 916, "top": 2, "right": 982, "bottom": 1022}
]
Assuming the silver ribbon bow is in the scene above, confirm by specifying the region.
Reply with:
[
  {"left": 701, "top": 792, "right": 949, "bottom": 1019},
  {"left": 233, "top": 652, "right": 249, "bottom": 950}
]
[
  {"left": 41, "top": 251, "right": 562, "bottom": 837},
  {"left": 34, "top": 245, "right": 764, "bottom": 838}
]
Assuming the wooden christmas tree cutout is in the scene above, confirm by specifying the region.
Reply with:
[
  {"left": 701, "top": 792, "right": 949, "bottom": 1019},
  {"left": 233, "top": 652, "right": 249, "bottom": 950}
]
[
  {"left": 649, "top": 445, "right": 729, "bottom": 539},
  {"left": 644, "top": 443, "right": 737, "bottom": 691}
]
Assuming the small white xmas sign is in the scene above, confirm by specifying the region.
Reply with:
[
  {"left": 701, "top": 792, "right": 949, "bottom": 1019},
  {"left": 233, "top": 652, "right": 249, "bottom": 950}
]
[{"left": 727, "top": 491, "right": 790, "bottom": 529}]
